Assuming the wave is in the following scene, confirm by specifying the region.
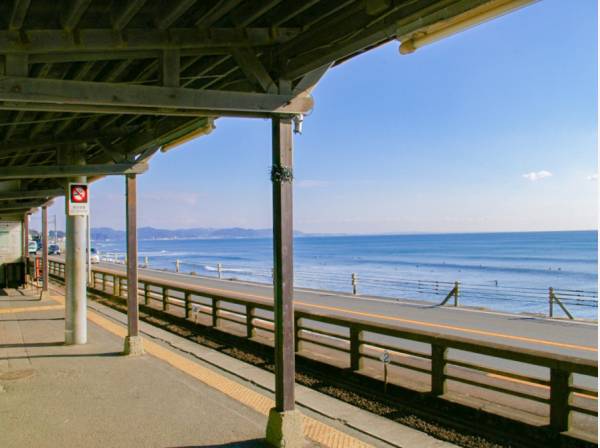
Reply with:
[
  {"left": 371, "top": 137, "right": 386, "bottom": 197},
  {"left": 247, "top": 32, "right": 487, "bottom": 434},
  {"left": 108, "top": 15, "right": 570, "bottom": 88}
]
[{"left": 203, "top": 265, "right": 253, "bottom": 274}]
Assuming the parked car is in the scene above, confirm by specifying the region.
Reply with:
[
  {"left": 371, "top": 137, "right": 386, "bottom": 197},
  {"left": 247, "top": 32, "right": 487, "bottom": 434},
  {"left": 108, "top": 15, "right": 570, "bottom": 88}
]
[
  {"left": 28, "top": 240, "right": 38, "bottom": 254},
  {"left": 48, "top": 244, "right": 61, "bottom": 255},
  {"left": 90, "top": 248, "right": 100, "bottom": 264}
]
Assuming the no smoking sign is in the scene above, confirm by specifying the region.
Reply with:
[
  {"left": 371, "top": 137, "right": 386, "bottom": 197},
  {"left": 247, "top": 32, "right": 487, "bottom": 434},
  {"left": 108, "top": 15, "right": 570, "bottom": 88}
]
[{"left": 68, "top": 183, "right": 89, "bottom": 216}]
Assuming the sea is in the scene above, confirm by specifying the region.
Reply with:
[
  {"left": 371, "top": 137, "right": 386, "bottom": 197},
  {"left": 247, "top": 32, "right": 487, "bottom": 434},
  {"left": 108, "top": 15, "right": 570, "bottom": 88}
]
[{"left": 94, "top": 230, "right": 598, "bottom": 320}]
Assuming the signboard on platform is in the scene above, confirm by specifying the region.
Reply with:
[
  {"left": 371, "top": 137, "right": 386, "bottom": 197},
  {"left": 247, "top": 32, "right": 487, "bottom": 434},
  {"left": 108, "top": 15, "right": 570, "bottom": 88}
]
[{"left": 67, "top": 183, "right": 89, "bottom": 216}]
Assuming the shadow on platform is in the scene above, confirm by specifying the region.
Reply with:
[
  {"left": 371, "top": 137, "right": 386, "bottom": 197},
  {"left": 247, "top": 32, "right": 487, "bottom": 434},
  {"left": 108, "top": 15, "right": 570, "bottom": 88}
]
[{"left": 176, "top": 440, "right": 267, "bottom": 448}]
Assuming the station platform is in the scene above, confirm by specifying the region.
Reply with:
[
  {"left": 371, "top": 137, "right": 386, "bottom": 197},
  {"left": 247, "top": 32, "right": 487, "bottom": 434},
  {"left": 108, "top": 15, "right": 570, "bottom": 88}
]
[{"left": 0, "top": 286, "right": 453, "bottom": 448}]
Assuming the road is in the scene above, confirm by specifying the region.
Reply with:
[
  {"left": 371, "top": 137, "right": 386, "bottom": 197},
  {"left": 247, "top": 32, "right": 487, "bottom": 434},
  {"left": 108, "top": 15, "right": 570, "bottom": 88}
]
[{"left": 91, "top": 260, "right": 597, "bottom": 360}]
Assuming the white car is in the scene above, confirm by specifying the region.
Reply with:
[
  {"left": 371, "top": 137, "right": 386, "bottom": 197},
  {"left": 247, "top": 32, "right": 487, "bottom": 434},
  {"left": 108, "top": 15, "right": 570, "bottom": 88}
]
[
  {"left": 28, "top": 240, "right": 38, "bottom": 254},
  {"left": 89, "top": 248, "right": 100, "bottom": 264}
]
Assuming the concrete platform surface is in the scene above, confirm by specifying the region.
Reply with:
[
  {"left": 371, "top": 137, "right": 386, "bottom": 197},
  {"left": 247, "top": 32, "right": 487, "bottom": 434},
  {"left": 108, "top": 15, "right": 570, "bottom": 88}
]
[
  {"left": 0, "top": 289, "right": 269, "bottom": 448},
  {"left": 0, "top": 287, "right": 454, "bottom": 448}
]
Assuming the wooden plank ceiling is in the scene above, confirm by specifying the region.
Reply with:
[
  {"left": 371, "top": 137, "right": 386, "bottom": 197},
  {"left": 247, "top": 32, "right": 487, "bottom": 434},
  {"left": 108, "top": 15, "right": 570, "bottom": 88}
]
[{"left": 0, "top": 0, "right": 517, "bottom": 213}]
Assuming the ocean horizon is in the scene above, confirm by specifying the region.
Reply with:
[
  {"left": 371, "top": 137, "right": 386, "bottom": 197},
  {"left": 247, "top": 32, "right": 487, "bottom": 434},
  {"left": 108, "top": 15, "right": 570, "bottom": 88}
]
[{"left": 94, "top": 229, "right": 598, "bottom": 320}]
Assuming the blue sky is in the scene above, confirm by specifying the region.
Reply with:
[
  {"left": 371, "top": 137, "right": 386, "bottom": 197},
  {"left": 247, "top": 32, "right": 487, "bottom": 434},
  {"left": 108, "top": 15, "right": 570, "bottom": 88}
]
[{"left": 35, "top": 0, "right": 598, "bottom": 234}]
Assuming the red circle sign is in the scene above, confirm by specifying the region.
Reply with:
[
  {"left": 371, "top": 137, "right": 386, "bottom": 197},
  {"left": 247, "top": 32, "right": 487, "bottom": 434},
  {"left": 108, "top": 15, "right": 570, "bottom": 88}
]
[{"left": 71, "top": 185, "right": 87, "bottom": 203}]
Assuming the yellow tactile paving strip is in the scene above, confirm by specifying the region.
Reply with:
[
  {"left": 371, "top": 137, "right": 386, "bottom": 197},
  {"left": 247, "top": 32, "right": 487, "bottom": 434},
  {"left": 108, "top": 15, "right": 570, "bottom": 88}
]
[
  {"left": 43, "top": 293, "right": 373, "bottom": 448},
  {"left": 0, "top": 304, "right": 63, "bottom": 314}
]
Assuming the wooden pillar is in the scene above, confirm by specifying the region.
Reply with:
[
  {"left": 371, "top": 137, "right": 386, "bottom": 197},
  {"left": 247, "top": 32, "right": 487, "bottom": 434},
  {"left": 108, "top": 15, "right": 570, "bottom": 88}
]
[
  {"left": 123, "top": 174, "right": 143, "bottom": 355},
  {"left": 266, "top": 116, "right": 304, "bottom": 447},
  {"left": 22, "top": 212, "right": 29, "bottom": 285},
  {"left": 41, "top": 205, "right": 49, "bottom": 297},
  {"left": 271, "top": 116, "right": 295, "bottom": 412}
]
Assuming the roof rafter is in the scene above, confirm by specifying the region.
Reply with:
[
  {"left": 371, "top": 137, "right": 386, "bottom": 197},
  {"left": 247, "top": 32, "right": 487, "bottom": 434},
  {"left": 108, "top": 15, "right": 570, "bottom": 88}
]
[
  {"left": 112, "top": 0, "right": 147, "bottom": 30},
  {"left": 231, "top": 48, "right": 276, "bottom": 93},
  {"left": 9, "top": 0, "right": 31, "bottom": 31},
  {"left": 61, "top": 0, "right": 93, "bottom": 32}
]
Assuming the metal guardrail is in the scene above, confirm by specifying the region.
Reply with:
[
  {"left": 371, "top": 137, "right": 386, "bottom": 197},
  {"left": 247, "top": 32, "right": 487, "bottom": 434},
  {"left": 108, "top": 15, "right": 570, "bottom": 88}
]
[
  {"left": 163, "top": 258, "right": 599, "bottom": 319},
  {"left": 48, "top": 259, "right": 598, "bottom": 438}
]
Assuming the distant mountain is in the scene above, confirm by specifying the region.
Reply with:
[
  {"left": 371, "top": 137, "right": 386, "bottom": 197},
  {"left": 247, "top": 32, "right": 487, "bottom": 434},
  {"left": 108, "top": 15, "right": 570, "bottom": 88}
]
[{"left": 91, "top": 226, "right": 304, "bottom": 241}]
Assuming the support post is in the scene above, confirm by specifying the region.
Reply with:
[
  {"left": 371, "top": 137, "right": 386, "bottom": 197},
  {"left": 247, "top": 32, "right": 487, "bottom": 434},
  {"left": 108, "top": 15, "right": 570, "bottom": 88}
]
[
  {"left": 41, "top": 205, "right": 50, "bottom": 299},
  {"left": 454, "top": 281, "right": 459, "bottom": 307},
  {"left": 550, "top": 368, "right": 572, "bottom": 433},
  {"left": 123, "top": 174, "right": 143, "bottom": 355},
  {"left": 350, "top": 327, "right": 361, "bottom": 371},
  {"left": 431, "top": 344, "right": 447, "bottom": 396},
  {"left": 549, "top": 287, "right": 554, "bottom": 318},
  {"left": 22, "top": 212, "right": 29, "bottom": 287},
  {"left": 265, "top": 116, "right": 304, "bottom": 448},
  {"left": 64, "top": 150, "right": 87, "bottom": 345}
]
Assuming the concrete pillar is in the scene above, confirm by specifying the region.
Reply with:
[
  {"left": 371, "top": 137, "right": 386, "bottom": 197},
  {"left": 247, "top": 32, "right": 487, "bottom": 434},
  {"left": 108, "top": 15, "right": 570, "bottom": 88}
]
[
  {"left": 123, "top": 174, "right": 143, "bottom": 355},
  {"left": 265, "top": 116, "right": 304, "bottom": 447},
  {"left": 65, "top": 150, "right": 87, "bottom": 345},
  {"left": 41, "top": 205, "right": 50, "bottom": 299}
]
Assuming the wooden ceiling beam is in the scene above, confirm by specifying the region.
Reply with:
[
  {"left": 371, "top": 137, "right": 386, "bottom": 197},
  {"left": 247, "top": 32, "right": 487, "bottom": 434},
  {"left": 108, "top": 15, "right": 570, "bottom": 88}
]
[
  {"left": 0, "top": 162, "right": 149, "bottom": 180},
  {"left": 0, "top": 128, "right": 136, "bottom": 156},
  {"left": 0, "top": 77, "right": 314, "bottom": 116},
  {"left": 0, "top": 28, "right": 301, "bottom": 54},
  {"left": 0, "top": 188, "right": 63, "bottom": 201}
]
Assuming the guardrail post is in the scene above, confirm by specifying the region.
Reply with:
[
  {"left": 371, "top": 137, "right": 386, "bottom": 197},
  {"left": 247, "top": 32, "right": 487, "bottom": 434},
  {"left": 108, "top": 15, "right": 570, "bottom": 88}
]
[
  {"left": 549, "top": 287, "right": 554, "bottom": 318},
  {"left": 431, "top": 344, "right": 447, "bottom": 396},
  {"left": 162, "top": 287, "right": 168, "bottom": 311},
  {"left": 211, "top": 298, "right": 219, "bottom": 327},
  {"left": 114, "top": 275, "right": 120, "bottom": 297},
  {"left": 217, "top": 263, "right": 222, "bottom": 279},
  {"left": 143, "top": 283, "right": 149, "bottom": 305},
  {"left": 175, "top": 259, "right": 180, "bottom": 272},
  {"left": 246, "top": 305, "right": 254, "bottom": 339},
  {"left": 294, "top": 317, "right": 300, "bottom": 352},
  {"left": 184, "top": 292, "right": 191, "bottom": 319},
  {"left": 101, "top": 273, "right": 106, "bottom": 291},
  {"left": 144, "top": 256, "right": 149, "bottom": 268},
  {"left": 351, "top": 273, "right": 358, "bottom": 295},
  {"left": 454, "top": 281, "right": 459, "bottom": 307},
  {"left": 350, "top": 327, "right": 361, "bottom": 371},
  {"left": 550, "top": 368, "right": 572, "bottom": 432}
]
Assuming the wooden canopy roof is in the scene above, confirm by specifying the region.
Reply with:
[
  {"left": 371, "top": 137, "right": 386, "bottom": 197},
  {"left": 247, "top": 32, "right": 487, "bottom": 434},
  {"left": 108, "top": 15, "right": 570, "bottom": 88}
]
[{"left": 0, "top": 0, "right": 534, "bottom": 215}]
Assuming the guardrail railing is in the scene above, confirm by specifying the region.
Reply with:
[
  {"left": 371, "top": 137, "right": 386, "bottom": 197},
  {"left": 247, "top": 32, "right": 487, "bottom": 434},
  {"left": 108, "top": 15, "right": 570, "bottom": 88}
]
[
  {"left": 48, "top": 259, "right": 598, "bottom": 439},
  {"left": 96, "top": 256, "right": 598, "bottom": 319}
]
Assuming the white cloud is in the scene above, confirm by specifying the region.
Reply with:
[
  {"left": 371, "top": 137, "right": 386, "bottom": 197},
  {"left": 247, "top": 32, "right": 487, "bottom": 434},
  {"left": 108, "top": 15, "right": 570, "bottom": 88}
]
[
  {"left": 296, "top": 180, "right": 330, "bottom": 189},
  {"left": 522, "top": 170, "right": 552, "bottom": 181},
  {"left": 586, "top": 173, "right": 598, "bottom": 181}
]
